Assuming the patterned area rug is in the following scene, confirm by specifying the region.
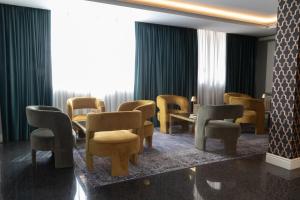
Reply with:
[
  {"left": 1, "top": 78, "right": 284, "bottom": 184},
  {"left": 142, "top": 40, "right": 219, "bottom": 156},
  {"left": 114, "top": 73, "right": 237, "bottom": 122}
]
[{"left": 74, "top": 128, "right": 268, "bottom": 188}]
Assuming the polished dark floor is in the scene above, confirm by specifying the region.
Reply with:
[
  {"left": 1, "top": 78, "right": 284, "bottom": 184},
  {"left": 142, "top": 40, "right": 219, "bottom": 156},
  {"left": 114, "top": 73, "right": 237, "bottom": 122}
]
[{"left": 1, "top": 142, "right": 300, "bottom": 200}]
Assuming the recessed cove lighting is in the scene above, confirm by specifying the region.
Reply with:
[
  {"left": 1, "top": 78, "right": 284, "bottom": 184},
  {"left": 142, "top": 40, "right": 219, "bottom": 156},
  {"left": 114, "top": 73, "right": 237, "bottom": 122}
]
[{"left": 122, "top": 0, "right": 277, "bottom": 26}]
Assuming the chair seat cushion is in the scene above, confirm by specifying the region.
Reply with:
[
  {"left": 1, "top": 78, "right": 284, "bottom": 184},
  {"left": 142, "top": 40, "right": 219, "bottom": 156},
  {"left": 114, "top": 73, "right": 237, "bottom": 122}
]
[
  {"left": 206, "top": 120, "right": 240, "bottom": 129},
  {"left": 30, "top": 128, "right": 55, "bottom": 150},
  {"left": 89, "top": 130, "right": 140, "bottom": 157},
  {"left": 72, "top": 114, "right": 87, "bottom": 122},
  {"left": 92, "top": 130, "right": 139, "bottom": 144},
  {"left": 236, "top": 110, "right": 256, "bottom": 124},
  {"left": 31, "top": 128, "right": 55, "bottom": 138},
  {"left": 205, "top": 120, "right": 240, "bottom": 139},
  {"left": 144, "top": 120, "right": 152, "bottom": 127}
]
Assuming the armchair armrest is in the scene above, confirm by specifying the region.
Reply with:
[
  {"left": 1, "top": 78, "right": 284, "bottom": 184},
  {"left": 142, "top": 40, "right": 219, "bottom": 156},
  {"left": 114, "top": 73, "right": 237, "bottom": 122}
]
[
  {"left": 177, "top": 97, "right": 189, "bottom": 113},
  {"left": 117, "top": 101, "right": 140, "bottom": 111},
  {"left": 157, "top": 96, "right": 168, "bottom": 112},
  {"left": 96, "top": 99, "right": 105, "bottom": 112},
  {"left": 67, "top": 99, "right": 73, "bottom": 119},
  {"left": 135, "top": 103, "right": 156, "bottom": 121}
]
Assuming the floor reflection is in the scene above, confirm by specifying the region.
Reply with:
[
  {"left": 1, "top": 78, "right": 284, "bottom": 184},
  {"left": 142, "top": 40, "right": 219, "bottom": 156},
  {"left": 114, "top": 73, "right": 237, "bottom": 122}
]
[
  {"left": 1, "top": 142, "right": 300, "bottom": 200},
  {"left": 74, "top": 178, "right": 87, "bottom": 200}
]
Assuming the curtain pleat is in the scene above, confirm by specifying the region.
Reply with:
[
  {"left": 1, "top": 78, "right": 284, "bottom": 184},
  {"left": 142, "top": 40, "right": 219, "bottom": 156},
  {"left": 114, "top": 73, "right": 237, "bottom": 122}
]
[
  {"left": 134, "top": 22, "right": 198, "bottom": 104},
  {"left": 225, "top": 34, "right": 257, "bottom": 96},
  {"left": 0, "top": 4, "right": 52, "bottom": 142},
  {"left": 53, "top": 91, "right": 133, "bottom": 113},
  {"left": 197, "top": 29, "right": 226, "bottom": 105}
]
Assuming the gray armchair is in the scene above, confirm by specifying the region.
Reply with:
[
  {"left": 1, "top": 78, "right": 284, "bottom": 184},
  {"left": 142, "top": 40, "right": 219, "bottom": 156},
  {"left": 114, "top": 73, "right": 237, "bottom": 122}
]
[
  {"left": 195, "top": 105, "right": 243, "bottom": 154},
  {"left": 26, "top": 106, "right": 75, "bottom": 168}
]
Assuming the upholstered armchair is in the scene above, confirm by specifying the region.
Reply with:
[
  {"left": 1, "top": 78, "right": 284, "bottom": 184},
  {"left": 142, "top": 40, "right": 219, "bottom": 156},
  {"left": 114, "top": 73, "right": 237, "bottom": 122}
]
[
  {"left": 26, "top": 106, "right": 75, "bottom": 168},
  {"left": 85, "top": 111, "right": 142, "bottom": 176},
  {"left": 157, "top": 95, "right": 189, "bottom": 133},
  {"left": 117, "top": 100, "right": 156, "bottom": 152},
  {"left": 229, "top": 97, "right": 265, "bottom": 134},
  {"left": 224, "top": 92, "right": 252, "bottom": 104},
  {"left": 67, "top": 97, "right": 105, "bottom": 122},
  {"left": 195, "top": 105, "right": 244, "bottom": 154}
]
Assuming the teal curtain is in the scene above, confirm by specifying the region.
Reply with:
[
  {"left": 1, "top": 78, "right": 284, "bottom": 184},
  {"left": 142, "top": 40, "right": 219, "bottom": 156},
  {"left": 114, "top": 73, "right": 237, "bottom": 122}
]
[
  {"left": 225, "top": 34, "right": 257, "bottom": 96},
  {"left": 0, "top": 4, "right": 52, "bottom": 142},
  {"left": 134, "top": 22, "right": 198, "bottom": 103}
]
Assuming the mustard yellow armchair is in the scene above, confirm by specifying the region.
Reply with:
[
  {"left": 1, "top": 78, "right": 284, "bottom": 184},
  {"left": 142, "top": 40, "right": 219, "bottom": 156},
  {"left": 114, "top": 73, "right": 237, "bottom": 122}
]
[
  {"left": 86, "top": 111, "right": 142, "bottom": 176},
  {"left": 229, "top": 97, "right": 265, "bottom": 135},
  {"left": 117, "top": 100, "right": 156, "bottom": 152},
  {"left": 67, "top": 97, "right": 105, "bottom": 122},
  {"left": 156, "top": 95, "right": 189, "bottom": 133},
  {"left": 224, "top": 92, "right": 252, "bottom": 104}
]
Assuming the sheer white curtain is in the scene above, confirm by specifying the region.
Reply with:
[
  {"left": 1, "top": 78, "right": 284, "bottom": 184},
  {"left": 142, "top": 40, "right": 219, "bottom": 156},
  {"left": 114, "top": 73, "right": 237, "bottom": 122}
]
[
  {"left": 51, "top": 1, "right": 135, "bottom": 112},
  {"left": 197, "top": 29, "right": 226, "bottom": 105}
]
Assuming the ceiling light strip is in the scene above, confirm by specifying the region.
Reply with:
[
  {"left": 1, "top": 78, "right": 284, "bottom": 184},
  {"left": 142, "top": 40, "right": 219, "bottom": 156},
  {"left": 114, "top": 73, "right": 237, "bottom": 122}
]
[{"left": 122, "top": 0, "right": 277, "bottom": 26}]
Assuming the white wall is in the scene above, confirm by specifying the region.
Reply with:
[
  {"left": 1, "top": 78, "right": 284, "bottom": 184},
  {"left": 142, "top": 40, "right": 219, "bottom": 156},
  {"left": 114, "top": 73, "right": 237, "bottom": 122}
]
[
  {"left": 255, "top": 36, "right": 275, "bottom": 97},
  {"left": 265, "top": 41, "right": 275, "bottom": 93}
]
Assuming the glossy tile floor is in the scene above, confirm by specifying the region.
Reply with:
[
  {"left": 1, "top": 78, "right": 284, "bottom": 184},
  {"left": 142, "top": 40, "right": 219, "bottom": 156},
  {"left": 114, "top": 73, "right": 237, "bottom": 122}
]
[{"left": 1, "top": 142, "right": 300, "bottom": 200}]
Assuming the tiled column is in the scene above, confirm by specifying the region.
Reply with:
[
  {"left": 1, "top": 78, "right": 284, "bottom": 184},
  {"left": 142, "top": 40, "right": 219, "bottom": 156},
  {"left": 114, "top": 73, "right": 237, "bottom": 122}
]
[{"left": 266, "top": 0, "right": 300, "bottom": 169}]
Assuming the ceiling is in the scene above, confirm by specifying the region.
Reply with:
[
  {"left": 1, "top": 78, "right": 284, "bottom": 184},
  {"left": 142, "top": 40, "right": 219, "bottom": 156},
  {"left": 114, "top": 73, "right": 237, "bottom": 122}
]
[
  {"left": 91, "top": 0, "right": 278, "bottom": 36},
  {"left": 0, "top": 0, "right": 278, "bottom": 37},
  {"left": 179, "top": 0, "right": 277, "bottom": 16}
]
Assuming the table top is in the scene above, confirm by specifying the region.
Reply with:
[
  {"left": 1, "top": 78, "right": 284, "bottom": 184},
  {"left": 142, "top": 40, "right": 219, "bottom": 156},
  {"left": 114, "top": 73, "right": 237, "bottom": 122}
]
[{"left": 169, "top": 113, "right": 197, "bottom": 123}]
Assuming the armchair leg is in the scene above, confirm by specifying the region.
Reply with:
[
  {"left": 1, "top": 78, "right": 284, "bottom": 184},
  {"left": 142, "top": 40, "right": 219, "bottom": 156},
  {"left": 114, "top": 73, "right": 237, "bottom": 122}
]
[
  {"left": 224, "top": 138, "right": 238, "bottom": 155},
  {"left": 111, "top": 153, "right": 129, "bottom": 176},
  {"left": 160, "top": 122, "right": 168, "bottom": 133},
  {"left": 130, "top": 153, "right": 138, "bottom": 165},
  {"left": 139, "top": 135, "right": 144, "bottom": 154},
  {"left": 195, "top": 138, "right": 206, "bottom": 151},
  {"left": 255, "top": 125, "right": 265, "bottom": 135},
  {"left": 54, "top": 150, "right": 74, "bottom": 168},
  {"left": 145, "top": 136, "right": 152, "bottom": 148},
  {"left": 86, "top": 153, "right": 94, "bottom": 171},
  {"left": 32, "top": 149, "right": 36, "bottom": 166}
]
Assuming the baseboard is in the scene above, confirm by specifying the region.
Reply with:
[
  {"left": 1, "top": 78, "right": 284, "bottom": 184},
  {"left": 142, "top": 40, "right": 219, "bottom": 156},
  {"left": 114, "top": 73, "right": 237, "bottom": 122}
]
[{"left": 266, "top": 153, "right": 300, "bottom": 170}]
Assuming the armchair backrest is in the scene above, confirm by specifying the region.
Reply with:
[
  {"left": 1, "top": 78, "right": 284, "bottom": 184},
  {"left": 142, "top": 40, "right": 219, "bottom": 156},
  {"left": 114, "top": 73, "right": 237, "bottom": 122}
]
[
  {"left": 157, "top": 95, "right": 189, "bottom": 113},
  {"left": 224, "top": 93, "right": 252, "bottom": 104},
  {"left": 117, "top": 101, "right": 141, "bottom": 112},
  {"left": 26, "top": 106, "right": 74, "bottom": 149},
  {"left": 197, "top": 105, "right": 244, "bottom": 122},
  {"left": 67, "top": 97, "right": 105, "bottom": 118},
  {"left": 229, "top": 97, "right": 264, "bottom": 111},
  {"left": 196, "top": 105, "right": 244, "bottom": 138},
  {"left": 117, "top": 100, "right": 156, "bottom": 121},
  {"left": 86, "top": 111, "right": 142, "bottom": 139}
]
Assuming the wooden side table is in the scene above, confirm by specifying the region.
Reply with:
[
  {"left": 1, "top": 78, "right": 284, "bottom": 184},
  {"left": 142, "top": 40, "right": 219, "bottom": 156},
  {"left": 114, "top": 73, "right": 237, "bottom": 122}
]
[
  {"left": 169, "top": 113, "right": 196, "bottom": 134},
  {"left": 265, "top": 111, "right": 271, "bottom": 131}
]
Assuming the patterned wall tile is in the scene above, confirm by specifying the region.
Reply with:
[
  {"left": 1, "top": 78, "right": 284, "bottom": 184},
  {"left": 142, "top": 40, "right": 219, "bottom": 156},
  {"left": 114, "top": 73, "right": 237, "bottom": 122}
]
[{"left": 269, "top": 0, "right": 300, "bottom": 159}]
